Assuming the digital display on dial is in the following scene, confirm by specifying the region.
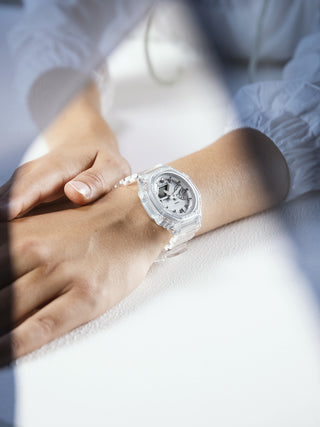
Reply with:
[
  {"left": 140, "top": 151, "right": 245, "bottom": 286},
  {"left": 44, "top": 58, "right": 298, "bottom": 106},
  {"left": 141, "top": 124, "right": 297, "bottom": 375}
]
[{"left": 155, "top": 173, "right": 194, "bottom": 216}]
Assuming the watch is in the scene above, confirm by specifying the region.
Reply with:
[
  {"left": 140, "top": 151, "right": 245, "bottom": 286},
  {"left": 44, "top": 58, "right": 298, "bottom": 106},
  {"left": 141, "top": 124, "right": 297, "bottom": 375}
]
[{"left": 116, "top": 165, "right": 202, "bottom": 261}]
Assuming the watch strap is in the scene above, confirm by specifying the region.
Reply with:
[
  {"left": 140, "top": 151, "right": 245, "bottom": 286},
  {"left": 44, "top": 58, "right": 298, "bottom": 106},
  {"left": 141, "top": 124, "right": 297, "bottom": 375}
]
[{"left": 115, "top": 166, "right": 201, "bottom": 261}]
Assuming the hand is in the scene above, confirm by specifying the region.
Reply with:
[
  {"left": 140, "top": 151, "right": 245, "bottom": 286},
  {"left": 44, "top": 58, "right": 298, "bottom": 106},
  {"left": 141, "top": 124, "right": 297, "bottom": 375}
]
[
  {"left": 0, "top": 83, "right": 130, "bottom": 220},
  {"left": 0, "top": 185, "right": 170, "bottom": 362},
  {"left": 0, "top": 127, "right": 289, "bottom": 364}
]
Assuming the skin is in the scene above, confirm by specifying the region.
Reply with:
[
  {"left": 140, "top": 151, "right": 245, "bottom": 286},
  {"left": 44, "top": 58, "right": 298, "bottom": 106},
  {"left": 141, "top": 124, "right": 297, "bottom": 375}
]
[
  {"left": 0, "top": 90, "right": 289, "bottom": 363},
  {"left": 0, "top": 185, "right": 170, "bottom": 361},
  {"left": 2, "top": 82, "right": 130, "bottom": 221}
]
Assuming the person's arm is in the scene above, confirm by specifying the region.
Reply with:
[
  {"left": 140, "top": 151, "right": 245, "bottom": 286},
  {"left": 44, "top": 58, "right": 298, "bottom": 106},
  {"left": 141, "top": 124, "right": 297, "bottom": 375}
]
[
  {"left": 1, "top": 0, "right": 156, "bottom": 220},
  {"left": 0, "top": 128, "right": 289, "bottom": 362},
  {"left": 0, "top": 81, "right": 130, "bottom": 220},
  {"left": 170, "top": 128, "right": 289, "bottom": 235},
  {"left": 229, "top": 32, "right": 320, "bottom": 202},
  {"left": 44, "top": 80, "right": 131, "bottom": 206}
]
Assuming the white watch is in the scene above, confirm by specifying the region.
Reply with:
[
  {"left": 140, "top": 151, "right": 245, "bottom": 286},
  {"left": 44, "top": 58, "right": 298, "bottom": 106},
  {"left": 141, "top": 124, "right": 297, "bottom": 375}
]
[{"left": 116, "top": 165, "right": 202, "bottom": 261}]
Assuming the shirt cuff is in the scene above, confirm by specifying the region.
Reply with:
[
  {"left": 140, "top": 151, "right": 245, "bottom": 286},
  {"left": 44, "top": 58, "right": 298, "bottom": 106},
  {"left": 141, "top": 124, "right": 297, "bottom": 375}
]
[{"left": 225, "top": 81, "right": 320, "bottom": 202}]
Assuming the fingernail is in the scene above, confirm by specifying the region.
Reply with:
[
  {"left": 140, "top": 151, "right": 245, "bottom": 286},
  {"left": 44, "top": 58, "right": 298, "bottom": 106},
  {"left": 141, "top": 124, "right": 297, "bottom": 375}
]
[{"left": 68, "top": 181, "right": 91, "bottom": 198}]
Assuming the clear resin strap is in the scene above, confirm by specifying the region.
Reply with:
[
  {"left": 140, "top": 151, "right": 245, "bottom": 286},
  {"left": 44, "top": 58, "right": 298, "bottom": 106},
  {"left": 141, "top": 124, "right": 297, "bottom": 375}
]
[
  {"left": 115, "top": 171, "right": 199, "bottom": 262},
  {"left": 114, "top": 173, "right": 138, "bottom": 188}
]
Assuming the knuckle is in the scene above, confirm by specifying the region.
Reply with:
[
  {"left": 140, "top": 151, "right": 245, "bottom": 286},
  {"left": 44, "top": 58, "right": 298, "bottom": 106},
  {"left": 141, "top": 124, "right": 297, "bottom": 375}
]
[
  {"left": 84, "top": 170, "right": 106, "bottom": 191},
  {"left": 54, "top": 261, "right": 72, "bottom": 279},
  {"left": 15, "top": 161, "right": 33, "bottom": 177},
  {"left": 25, "top": 239, "right": 50, "bottom": 265},
  {"left": 33, "top": 315, "right": 57, "bottom": 337},
  {"left": 11, "top": 333, "right": 24, "bottom": 357},
  {"left": 74, "top": 278, "right": 102, "bottom": 311}
]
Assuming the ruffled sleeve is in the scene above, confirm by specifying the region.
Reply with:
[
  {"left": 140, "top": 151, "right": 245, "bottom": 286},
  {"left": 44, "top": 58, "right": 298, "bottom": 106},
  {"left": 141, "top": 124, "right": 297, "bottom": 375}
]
[
  {"left": 229, "top": 32, "right": 320, "bottom": 202},
  {"left": 8, "top": 0, "right": 105, "bottom": 122}
]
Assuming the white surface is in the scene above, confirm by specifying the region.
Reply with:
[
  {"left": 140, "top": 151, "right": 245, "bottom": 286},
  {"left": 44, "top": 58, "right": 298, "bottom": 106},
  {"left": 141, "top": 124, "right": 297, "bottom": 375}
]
[
  {"left": 15, "top": 14, "right": 320, "bottom": 427},
  {"left": 15, "top": 198, "right": 320, "bottom": 427}
]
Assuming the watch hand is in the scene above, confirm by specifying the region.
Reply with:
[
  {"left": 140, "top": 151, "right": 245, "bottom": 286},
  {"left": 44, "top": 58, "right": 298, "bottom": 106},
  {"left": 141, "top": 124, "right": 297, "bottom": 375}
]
[{"left": 171, "top": 184, "right": 182, "bottom": 197}]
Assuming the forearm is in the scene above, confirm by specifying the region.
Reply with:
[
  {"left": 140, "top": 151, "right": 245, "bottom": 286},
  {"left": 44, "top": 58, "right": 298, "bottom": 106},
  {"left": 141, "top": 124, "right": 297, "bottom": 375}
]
[
  {"left": 4, "top": 127, "right": 290, "bottom": 359},
  {"left": 4, "top": 81, "right": 130, "bottom": 219},
  {"left": 169, "top": 128, "right": 289, "bottom": 235},
  {"left": 45, "top": 81, "right": 115, "bottom": 150}
]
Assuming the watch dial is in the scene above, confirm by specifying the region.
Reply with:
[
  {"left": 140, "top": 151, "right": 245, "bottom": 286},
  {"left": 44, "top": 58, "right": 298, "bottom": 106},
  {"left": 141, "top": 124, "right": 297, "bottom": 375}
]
[{"left": 155, "top": 173, "right": 194, "bottom": 216}]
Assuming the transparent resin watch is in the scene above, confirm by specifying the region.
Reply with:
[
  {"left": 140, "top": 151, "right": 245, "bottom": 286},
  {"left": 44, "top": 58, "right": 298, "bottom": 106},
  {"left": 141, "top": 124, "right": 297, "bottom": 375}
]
[{"left": 116, "top": 165, "right": 202, "bottom": 261}]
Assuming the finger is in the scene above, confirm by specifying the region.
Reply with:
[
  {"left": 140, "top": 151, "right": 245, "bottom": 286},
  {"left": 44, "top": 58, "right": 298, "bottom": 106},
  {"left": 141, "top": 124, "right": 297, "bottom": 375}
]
[
  {"left": 64, "top": 153, "right": 130, "bottom": 205},
  {"left": 23, "top": 195, "right": 76, "bottom": 217},
  {"left": 0, "top": 267, "right": 67, "bottom": 330},
  {"left": 0, "top": 283, "right": 13, "bottom": 336},
  {"left": 0, "top": 333, "right": 12, "bottom": 367},
  {"left": 4, "top": 153, "right": 92, "bottom": 220},
  {"left": 0, "top": 242, "right": 14, "bottom": 290},
  {"left": 10, "top": 237, "right": 49, "bottom": 280},
  {"left": 9, "top": 289, "right": 94, "bottom": 359},
  {"left": 0, "top": 178, "right": 12, "bottom": 221},
  {"left": 0, "top": 175, "right": 65, "bottom": 221},
  {"left": 8, "top": 156, "right": 68, "bottom": 220}
]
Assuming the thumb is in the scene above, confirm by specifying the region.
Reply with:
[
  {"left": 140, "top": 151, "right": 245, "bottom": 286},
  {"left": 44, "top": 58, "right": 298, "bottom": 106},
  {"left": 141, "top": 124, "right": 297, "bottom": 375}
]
[{"left": 64, "top": 155, "right": 130, "bottom": 205}]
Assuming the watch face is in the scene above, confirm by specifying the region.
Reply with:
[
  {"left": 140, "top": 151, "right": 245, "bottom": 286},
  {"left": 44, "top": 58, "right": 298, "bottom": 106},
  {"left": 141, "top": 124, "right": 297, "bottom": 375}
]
[{"left": 154, "top": 173, "right": 195, "bottom": 217}]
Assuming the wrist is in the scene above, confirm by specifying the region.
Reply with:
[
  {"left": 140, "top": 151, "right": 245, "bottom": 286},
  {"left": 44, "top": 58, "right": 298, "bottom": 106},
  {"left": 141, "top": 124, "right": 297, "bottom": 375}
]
[
  {"left": 99, "top": 184, "right": 171, "bottom": 262},
  {"left": 123, "top": 183, "right": 172, "bottom": 256},
  {"left": 113, "top": 165, "right": 202, "bottom": 261},
  {"left": 45, "top": 88, "right": 116, "bottom": 151}
]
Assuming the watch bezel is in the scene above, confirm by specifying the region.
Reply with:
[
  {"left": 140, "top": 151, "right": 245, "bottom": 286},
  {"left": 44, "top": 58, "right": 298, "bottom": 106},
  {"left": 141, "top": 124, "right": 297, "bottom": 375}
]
[{"left": 137, "top": 166, "right": 201, "bottom": 234}]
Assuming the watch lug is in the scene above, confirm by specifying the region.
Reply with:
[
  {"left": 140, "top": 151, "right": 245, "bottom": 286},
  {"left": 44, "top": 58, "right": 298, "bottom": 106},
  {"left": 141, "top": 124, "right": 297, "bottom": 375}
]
[{"left": 117, "top": 164, "right": 201, "bottom": 262}]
